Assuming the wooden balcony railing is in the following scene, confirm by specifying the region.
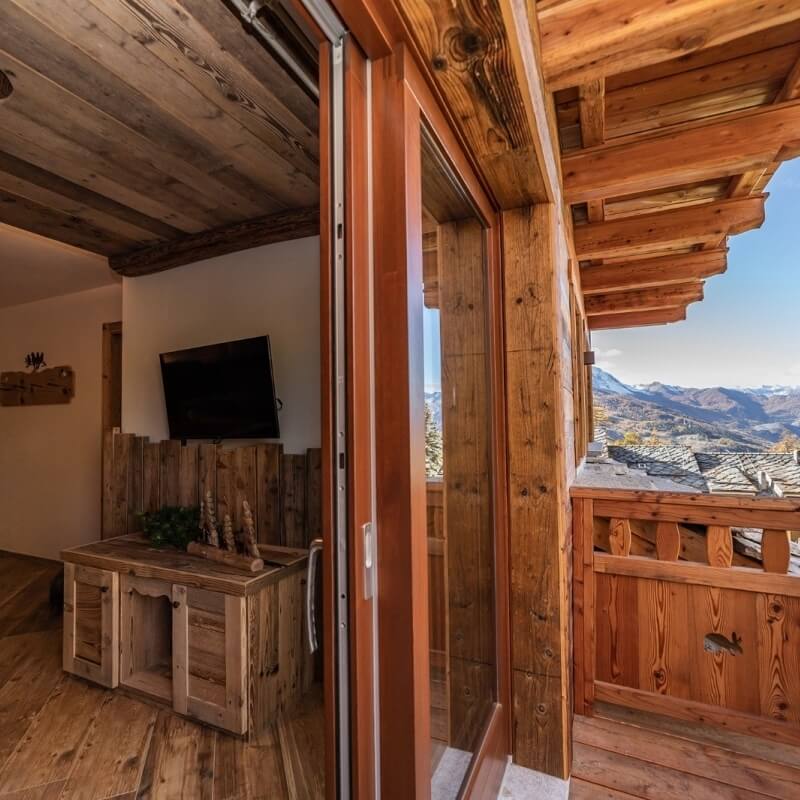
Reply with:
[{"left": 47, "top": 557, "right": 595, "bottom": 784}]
[{"left": 571, "top": 487, "right": 800, "bottom": 746}]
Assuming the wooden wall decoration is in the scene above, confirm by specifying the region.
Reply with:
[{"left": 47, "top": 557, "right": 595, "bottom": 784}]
[
  {"left": 102, "top": 430, "right": 322, "bottom": 548},
  {"left": 0, "top": 365, "right": 75, "bottom": 406}
]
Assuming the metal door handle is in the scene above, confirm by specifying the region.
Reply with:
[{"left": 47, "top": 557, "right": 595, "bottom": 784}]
[{"left": 306, "top": 538, "right": 323, "bottom": 653}]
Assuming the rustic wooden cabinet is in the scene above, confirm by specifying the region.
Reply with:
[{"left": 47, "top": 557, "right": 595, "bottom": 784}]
[
  {"left": 62, "top": 534, "right": 311, "bottom": 738},
  {"left": 63, "top": 563, "right": 119, "bottom": 688}
]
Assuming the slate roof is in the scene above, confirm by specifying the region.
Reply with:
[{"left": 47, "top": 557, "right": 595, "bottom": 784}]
[{"left": 606, "top": 446, "right": 800, "bottom": 498}]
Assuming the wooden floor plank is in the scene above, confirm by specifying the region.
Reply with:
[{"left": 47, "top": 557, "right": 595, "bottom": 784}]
[
  {"left": 572, "top": 741, "right": 776, "bottom": 800},
  {"left": 0, "top": 632, "right": 63, "bottom": 770},
  {"left": 0, "top": 780, "right": 67, "bottom": 799},
  {"left": 570, "top": 777, "right": 641, "bottom": 799},
  {"left": 0, "top": 678, "right": 109, "bottom": 794},
  {"left": 574, "top": 715, "right": 800, "bottom": 798},
  {"left": 214, "top": 725, "right": 289, "bottom": 800},
  {"left": 136, "top": 709, "right": 215, "bottom": 800},
  {"left": 59, "top": 694, "right": 157, "bottom": 800},
  {"left": 0, "top": 569, "right": 62, "bottom": 639},
  {"left": 595, "top": 702, "right": 800, "bottom": 769}
]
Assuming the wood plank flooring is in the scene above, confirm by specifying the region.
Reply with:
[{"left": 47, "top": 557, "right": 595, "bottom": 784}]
[
  {"left": 0, "top": 551, "right": 324, "bottom": 800},
  {"left": 570, "top": 704, "right": 800, "bottom": 799}
]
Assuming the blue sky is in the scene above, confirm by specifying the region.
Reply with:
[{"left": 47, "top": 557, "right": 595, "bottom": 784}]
[{"left": 594, "top": 159, "right": 800, "bottom": 389}]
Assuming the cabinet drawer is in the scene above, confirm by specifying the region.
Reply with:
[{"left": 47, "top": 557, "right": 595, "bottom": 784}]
[
  {"left": 63, "top": 563, "right": 119, "bottom": 688},
  {"left": 172, "top": 585, "right": 247, "bottom": 734}
]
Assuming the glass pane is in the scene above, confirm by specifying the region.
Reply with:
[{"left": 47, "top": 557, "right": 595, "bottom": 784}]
[{"left": 421, "top": 133, "right": 496, "bottom": 798}]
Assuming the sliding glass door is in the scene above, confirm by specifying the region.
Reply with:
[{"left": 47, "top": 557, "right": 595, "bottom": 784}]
[{"left": 372, "top": 48, "right": 510, "bottom": 800}]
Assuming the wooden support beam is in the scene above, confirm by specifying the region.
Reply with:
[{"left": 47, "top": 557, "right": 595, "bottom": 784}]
[
  {"left": 580, "top": 249, "right": 727, "bottom": 295},
  {"left": 574, "top": 196, "right": 765, "bottom": 261},
  {"left": 563, "top": 100, "right": 800, "bottom": 203},
  {"left": 584, "top": 282, "right": 703, "bottom": 316},
  {"left": 589, "top": 307, "right": 687, "bottom": 331},
  {"left": 503, "top": 205, "right": 570, "bottom": 778},
  {"left": 538, "top": 0, "right": 800, "bottom": 91},
  {"left": 109, "top": 207, "right": 320, "bottom": 276},
  {"left": 396, "top": 0, "right": 554, "bottom": 206}
]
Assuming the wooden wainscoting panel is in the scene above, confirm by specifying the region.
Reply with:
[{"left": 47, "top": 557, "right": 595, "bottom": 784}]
[{"left": 101, "top": 432, "right": 321, "bottom": 548}]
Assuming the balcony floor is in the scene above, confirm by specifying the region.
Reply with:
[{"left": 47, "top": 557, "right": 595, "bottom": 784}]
[
  {"left": 571, "top": 703, "right": 800, "bottom": 799},
  {"left": 0, "top": 550, "right": 325, "bottom": 800}
]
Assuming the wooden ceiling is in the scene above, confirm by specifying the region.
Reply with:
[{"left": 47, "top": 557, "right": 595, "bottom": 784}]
[
  {"left": 0, "top": 0, "right": 319, "bottom": 274},
  {"left": 537, "top": 4, "right": 800, "bottom": 330}
]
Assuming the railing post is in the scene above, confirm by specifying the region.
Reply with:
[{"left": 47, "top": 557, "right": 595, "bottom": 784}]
[{"left": 573, "top": 497, "right": 595, "bottom": 716}]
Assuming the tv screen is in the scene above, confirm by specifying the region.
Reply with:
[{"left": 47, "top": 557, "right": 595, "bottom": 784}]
[{"left": 160, "top": 336, "right": 280, "bottom": 440}]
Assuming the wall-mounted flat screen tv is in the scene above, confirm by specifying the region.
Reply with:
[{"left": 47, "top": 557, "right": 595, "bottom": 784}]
[{"left": 160, "top": 336, "right": 280, "bottom": 440}]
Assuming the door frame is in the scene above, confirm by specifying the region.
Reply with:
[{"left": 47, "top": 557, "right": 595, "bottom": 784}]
[
  {"left": 302, "top": 2, "right": 380, "bottom": 798},
  {"left": 371, "top": 46, "right": 511, "bottom": 799}
]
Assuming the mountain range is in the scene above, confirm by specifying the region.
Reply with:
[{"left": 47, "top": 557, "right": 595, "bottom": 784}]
[{"left": 593, "top": 368, "right": 800, "bottom": 451}]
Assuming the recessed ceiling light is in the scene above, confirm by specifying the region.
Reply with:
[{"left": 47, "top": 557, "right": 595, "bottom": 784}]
[{"left": 0, "top": 70, "right": 13, "bottom": 100}]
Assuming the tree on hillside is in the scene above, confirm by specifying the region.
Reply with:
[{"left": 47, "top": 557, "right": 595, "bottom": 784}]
[
  {"left": 425, "top": 402, "right": 444, "bottom": 477},
  {"left": 593, "top": 405, "right": 609, "bottom": 426},
  {"left": 770, "top": 433, "right": 800, "bottom": 453},
  {"left": 613, "top": 431, "right": 642, "bottom": 446}
]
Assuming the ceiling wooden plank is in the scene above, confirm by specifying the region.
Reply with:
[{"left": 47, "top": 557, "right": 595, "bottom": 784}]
[
  {"left": 0, "top": 151, "right": 180, "bottom": 242},
  {"left": 173, "top": 0, "right": 318, "bottom": 133},
  {"left": 109, "top": 207, "right": 320, "bottom": 277},
  {"left": 727, "top": 50, "right": 800, "bottom": 198},
  {"left": 396, "top": 0, "right": 552, "bottom": 206},
  {"left": 563, "top": 99, "right": 800, "bottom": 203},
  {"left": 538, "top": 0, "right": 800, "bottom": 91},
  {"left": 606, "top": 80, "right": 780, "bottom": 140},
  {"left": 574, "top": 196, "right": 765, "bottom": 261},
  {"left": 581, "top": 249, "right": 728, "bottom": 295},
  {"left": 605, "top": 20, "right": 800, "bottom": 91},
  {"left": 109, "top": 0, "right": 319, "bottom": 181},
  {"left": 605, "top": 43, "right": 800, "bottom": 122},
  {"left": 584, "top": 282, "right": 704, "bottom": 316},
  {"left": 0, "top": 188, "right": 132, "bottom": 256},
  {"left": 603, "top": 180, "right": 730, "bottom": 219},
  {"left": 588, "top": 307, "right": 687, "bottom": 331},
  {"left": 0, "top": 49, "right": 250, "bottom": 231},
  {"left": 4, "top": 0, "right": 312, "bottom": 212}
]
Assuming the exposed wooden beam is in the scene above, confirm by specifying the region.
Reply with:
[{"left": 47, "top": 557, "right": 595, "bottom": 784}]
[
  {"left": 581, "top": 249, "right": 728, "bottom": 295},
  {"left": 574, "top": 196, "right": 765, "bottom": 261},
  {"left": 589, "top": 307, "right": 687, "bottom": 331},
  {"left": 579, "top": 79, "right": 605, "bottom": 223},
  {"left": 579, "top": 80, "right": 605, "bottom": 147},
  {"left": 0, "top": 150, "right": 181, "bottom": 244},
  {"left": 0, "top": 188, "right": 131, "bottom": 256},
  {"left": 109, "top": 207, "right": 319, "bottom": 276},
  {"left": 396, "top": 0, "right": 554, "bottom": 206},
  {"left": 563, "top": 100, "right": 800, "bottom": 203},
  {"left": 584, "top": 282, "right": 703, "bottom": 316},
  {"left": 538, "top": 0, "right": 800, "bottom": 91}
]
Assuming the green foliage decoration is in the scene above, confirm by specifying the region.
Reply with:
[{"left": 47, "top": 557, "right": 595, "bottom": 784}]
[{"left": 139, "top": 505, "right": 200, "bottom": 550}]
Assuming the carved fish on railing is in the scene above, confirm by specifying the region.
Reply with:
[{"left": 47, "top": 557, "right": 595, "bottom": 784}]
[{"left": 703, "top": 631, "right": 743, "bottom": 656}]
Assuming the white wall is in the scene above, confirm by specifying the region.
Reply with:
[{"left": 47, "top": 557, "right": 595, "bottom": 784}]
[
  {"left": 0, "top": 285, "right": 122, "bottom": 559},
  {"left": 122, "top": 237, "right": 320, "bottom": 454}
]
